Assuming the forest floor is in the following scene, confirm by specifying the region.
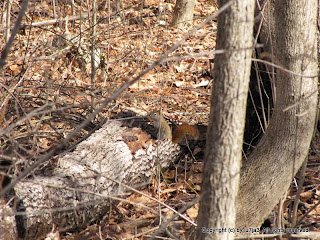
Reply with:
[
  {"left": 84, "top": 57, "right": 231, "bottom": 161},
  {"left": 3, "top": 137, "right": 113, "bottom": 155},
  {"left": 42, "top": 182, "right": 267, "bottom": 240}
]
[{"left": 1, "top": 0, "right": 320, "bottom": 239}]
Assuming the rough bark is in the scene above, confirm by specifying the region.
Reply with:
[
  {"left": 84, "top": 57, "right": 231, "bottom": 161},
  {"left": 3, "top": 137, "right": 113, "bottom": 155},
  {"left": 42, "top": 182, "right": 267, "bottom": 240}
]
[
  {"left": 236, "top": 0, "right": 318, "bottom": 227},
  {"left": 8, "top": 120, "right": 181, "bottom": 239},
  {"left": 0, "top": 199, "right": 17, "bottom": 240},
  {"left": 171, "top": 0, "right": 195, "bottom": 27},
  {"left": 195, "top": 0, "right": 255, "bottom": 239}
]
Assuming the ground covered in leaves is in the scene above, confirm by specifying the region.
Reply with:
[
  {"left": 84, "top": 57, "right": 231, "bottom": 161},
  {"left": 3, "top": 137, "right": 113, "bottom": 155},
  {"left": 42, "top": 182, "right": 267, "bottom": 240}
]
[{"left": 1, "top": 0, "right": 320, "bottom": 239}]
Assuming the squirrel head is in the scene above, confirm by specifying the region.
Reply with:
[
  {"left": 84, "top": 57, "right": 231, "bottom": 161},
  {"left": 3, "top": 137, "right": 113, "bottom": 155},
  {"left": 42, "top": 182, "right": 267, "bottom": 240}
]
[
  {"left": 149, "top": 111, "right": 159, "bottom": 119},
  {"left": 148, "top": 111, "right": 162, "bottom": 128}
]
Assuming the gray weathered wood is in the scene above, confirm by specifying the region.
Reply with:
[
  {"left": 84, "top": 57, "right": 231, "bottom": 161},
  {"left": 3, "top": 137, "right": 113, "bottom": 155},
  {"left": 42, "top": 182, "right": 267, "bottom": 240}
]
[{"left": 12, "top": 120, "right": 181, "bottom": 239}]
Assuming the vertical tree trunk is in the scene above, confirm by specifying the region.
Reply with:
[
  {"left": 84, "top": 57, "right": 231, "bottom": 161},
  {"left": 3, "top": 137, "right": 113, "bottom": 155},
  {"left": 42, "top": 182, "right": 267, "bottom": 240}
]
[
  {"left": 171, "top": 0, "right": 195, "bottom": 27},
  {"left": 236, "top": 0, "right": 318, "bottom": 227},
  {"left": 195, "top": 0, "right": 255, "bottom": 239},
  {"left": 4, "top": 0, "right": 12, "bottom": 43}
]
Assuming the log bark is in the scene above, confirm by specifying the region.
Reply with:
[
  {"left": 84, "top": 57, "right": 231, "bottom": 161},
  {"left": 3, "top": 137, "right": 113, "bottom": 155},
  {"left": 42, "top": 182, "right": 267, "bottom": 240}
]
[
  {"left": 10, "top": 120, "right": 181, "bottom": 239},
  {"left": 0, "top": 199, "right": 17, "bottom": 240}
]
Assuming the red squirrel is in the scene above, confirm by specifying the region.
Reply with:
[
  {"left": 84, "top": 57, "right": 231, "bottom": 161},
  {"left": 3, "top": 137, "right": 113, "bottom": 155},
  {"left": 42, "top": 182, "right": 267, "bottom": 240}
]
[{"left": 149, "top": 111, "right": 199, "bottom": 143}]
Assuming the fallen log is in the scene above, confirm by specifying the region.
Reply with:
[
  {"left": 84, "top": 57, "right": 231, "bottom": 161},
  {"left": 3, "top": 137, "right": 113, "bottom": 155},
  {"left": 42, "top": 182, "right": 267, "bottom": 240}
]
[{"left": 8, "top": 119, "right": 181, "bottom": 239}]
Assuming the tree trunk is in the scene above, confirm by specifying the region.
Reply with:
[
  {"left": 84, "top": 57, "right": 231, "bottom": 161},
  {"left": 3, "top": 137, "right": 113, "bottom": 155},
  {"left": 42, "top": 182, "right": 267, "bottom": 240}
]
[
  {"left": 171, "top": 0, "right": 195, "bottom": 27},
  {"left": 195, "top": 0, "right": 255, "bottom": 239},
  {"left": 236, "top": 0, "right": 318, "bottom": 227}
]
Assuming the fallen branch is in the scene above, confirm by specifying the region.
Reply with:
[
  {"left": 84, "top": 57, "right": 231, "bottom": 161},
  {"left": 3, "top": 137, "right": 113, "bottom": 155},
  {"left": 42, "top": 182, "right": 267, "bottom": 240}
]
[{"left": 8, "top": 120, "right": 181, "bottom": 239}]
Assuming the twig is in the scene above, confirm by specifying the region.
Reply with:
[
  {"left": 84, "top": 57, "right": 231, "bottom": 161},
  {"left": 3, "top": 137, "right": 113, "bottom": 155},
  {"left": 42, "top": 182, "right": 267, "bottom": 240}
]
[
  {"left": 105, "top": 176, "right": 197, "bottom": 227},
  {"left": 291, "top": 157, "right": 307, "bottom": 226},
  {"left": 149, "top": 197, "right": 200, "bottom": 239},
  {"left": 253, "top": 58, "right": 318, "bottom": 79},
  {"left": 0, "top": 0, "right": 30, "bottom": 70},
  {"left": 20, "top": 13, "right": 89, "bottom": 28}
]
